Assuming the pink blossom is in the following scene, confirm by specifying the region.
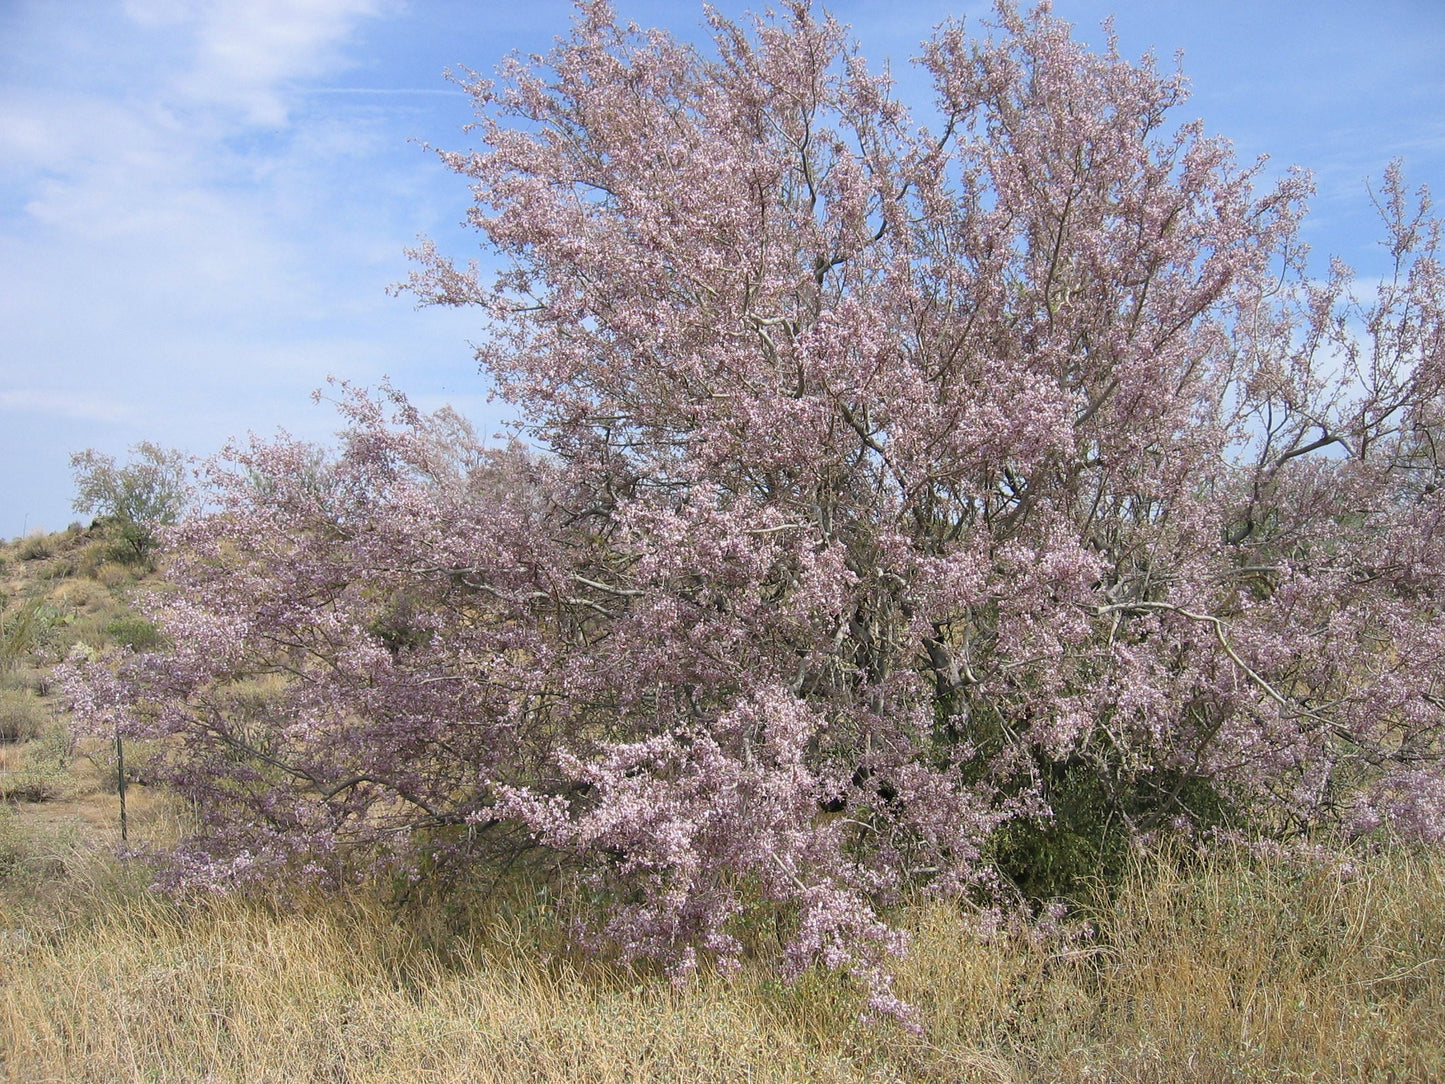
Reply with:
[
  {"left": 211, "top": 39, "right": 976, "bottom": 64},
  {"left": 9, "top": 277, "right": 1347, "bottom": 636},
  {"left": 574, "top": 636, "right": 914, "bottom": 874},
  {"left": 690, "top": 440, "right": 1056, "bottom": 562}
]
[{"left": 68, "top": 1, "right": 1445, "bottom": 1021}]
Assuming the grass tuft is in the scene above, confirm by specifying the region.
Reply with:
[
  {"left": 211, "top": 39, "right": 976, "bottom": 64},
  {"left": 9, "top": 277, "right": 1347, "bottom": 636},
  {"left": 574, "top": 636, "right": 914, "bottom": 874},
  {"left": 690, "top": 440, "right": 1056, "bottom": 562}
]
[
  {"left": 1, "top": 841, "right": 1442, "bottom": 1083},
  {"left": 0, "top": 688, "right": 46, "bottom": 744}
]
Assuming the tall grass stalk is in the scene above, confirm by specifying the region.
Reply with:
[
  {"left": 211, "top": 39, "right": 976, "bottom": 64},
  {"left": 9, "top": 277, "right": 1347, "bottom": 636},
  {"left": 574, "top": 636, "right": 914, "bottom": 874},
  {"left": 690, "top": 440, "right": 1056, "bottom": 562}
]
[{"left": 3, "top": 843, "right": 1442, "bottom": 1082}]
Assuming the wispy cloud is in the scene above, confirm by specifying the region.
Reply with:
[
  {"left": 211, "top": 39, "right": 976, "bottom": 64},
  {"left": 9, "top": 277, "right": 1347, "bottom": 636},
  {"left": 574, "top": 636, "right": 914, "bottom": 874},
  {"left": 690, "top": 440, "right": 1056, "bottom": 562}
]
[
  {"left": 0, "top": 0, "right": 457, "bottom": 537},
  {"left": 122, "top": 0, "right": 390, "bottom": 124},
  {"left": 1, "top": 0, "right": 1441, "bottom": 540},
  {"left": 307, "top": 87, "right": 463, "bottom": 94},
  {"left": 0, "top": 390, "right": 132, "bottom": 425}
]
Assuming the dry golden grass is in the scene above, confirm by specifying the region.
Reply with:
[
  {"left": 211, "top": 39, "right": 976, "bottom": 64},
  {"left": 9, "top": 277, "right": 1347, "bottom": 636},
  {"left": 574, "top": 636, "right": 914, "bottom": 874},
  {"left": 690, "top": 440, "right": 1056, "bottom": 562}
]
[{"left": 2, "top": 830, "right": 1443, "bottom": 1084}]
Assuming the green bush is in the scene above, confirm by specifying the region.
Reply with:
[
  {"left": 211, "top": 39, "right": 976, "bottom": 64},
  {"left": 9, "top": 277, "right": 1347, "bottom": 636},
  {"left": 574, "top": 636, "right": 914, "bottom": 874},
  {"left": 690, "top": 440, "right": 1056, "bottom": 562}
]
[
  {"left": 1, "top": 667, "right": 51, "bottom": 697},
  {"left": 105, "top": 615, "right": 163, "bottom": 652},
  {"left": 37, "top": 557, "right": 76, "bottom": 581},
  {"left": 0, "top": 599, "right": 71, "bottom": 668},
  {"left": 0, "top": 721, "right": 73, "bottom": 803},
  {"left": 0, "top": 689, "right": 46, "bottom": 744},
  {"left": 988, "top": 760, "right": 1236, "bottom": 904},
  {"left": 17, "top": 535, "right": 52, "bottom": 561}
]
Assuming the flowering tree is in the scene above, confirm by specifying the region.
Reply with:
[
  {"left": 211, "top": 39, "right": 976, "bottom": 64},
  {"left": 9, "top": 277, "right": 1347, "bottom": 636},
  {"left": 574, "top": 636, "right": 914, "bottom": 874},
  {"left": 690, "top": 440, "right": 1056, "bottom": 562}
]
[{"left": 69, "top": 0, "right": 1445, "bottom": 1014}]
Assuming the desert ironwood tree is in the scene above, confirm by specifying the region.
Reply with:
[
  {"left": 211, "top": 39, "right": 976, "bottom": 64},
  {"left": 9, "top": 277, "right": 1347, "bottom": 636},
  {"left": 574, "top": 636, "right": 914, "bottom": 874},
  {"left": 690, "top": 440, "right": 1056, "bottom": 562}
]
[
  {"left": 70, "top": 442, "right": 188, "bottom": 563},
  {"left": 68, "top": 0, "right": 1445, "bottom": 1014}
]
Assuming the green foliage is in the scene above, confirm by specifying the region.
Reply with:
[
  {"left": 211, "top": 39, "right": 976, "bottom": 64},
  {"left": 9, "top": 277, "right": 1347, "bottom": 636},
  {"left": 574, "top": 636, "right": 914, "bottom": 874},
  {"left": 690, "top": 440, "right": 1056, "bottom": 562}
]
[
  {"left": 70, "top": 442, "right": 188, "bottom": 564},
  {"left": 0, "top": 720, "right": 72, "bottom": 803},
  {"left": 17, "top": 534, "right": 52, "bottom": 561},
  {"left": 104, "top": 615, "right": 163, "bottom": 652},
  {"left": 0, "top": 688, "right": 47, "bottom": 744},
  {"left": 1, "top": 597, "right": 72, "bottom": 670},
  {"left": 990, "top": 761, "right": 1235, "bottom": 903}
]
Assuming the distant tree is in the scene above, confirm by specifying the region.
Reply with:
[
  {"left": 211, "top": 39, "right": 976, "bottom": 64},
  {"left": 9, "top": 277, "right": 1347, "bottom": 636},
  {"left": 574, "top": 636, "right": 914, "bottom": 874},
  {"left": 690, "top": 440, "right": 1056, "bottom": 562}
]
[
  {"left": 67, "top": 0, "right": 1445, "bottom": 1019},
  {"left": 70, "top": 442, "right": 188, "bottom": 562}
]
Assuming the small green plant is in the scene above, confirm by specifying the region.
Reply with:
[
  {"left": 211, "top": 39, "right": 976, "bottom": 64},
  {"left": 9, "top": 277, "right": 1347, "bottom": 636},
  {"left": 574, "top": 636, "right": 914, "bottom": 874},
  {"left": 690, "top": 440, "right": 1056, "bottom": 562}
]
[
  {"left": 0, "top": 804, "right": 29, "bottom": 879},
  {"left": 1, "top": 597, "right": 71, "bottom": 670},
  {"left": 104, "top": 615, "right": 164, "bottom": 652}
]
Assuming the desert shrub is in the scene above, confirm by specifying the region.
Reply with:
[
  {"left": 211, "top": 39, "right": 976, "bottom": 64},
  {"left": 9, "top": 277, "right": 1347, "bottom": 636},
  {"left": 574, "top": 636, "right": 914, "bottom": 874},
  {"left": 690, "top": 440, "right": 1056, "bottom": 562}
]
[
  {"left": 74, "top": 540, "right": 114, "bottom": 579},
  {"left": 37, "top": 556, "right": 76, "bottom": 580},
  {"left": 53, "top": 579, "right": 104, "bottom": 613},
  {"left": 17, "top": 534, "right": 52, "bottom": 561},
  {"left": 0, "top": 805, "right": 29, "bottom": 879},
  {"left": 104, "top": 615, "right": 163, "bottom": 652},
  {"left": 0, "top": 688, "right": 47, "bottom": 744},
  {"left": 2, "top": 666, "right": 51, "bottom": 697},
  {"left": 0, "top": 720, "right": 72, "bottom": 802},
  {"left": 95, "top": 561, "right": 137, "bottom": 589},
  {"left": 67, "top": 0, "right": 1445, "bottom": 1015},
  {"left": 1, "top": 598, "right": 71, "bottom": 668},
  {"left": 1, "top": 601, "right": 38, "bottom": 671},
  {"left": 70, "top": 443, "right": 188, "bottom": 564}
]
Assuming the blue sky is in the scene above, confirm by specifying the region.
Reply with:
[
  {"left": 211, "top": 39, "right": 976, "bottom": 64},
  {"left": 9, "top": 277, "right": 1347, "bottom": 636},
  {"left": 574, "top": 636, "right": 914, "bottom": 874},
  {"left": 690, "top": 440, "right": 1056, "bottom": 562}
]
[{"left": 2, "top": 0, "right": 1442, "bottom": 539}]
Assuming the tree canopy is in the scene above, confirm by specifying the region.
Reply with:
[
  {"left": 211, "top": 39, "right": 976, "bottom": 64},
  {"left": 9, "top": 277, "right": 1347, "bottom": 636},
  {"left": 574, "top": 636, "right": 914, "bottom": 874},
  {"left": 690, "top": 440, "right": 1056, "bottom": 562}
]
[{"left": 70, "top": 441, "right": 188, "bottom": 563}]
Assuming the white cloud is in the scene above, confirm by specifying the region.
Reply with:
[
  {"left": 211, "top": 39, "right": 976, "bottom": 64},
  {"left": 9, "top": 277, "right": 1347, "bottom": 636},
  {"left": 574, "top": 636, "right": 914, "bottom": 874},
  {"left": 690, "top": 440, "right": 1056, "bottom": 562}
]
[
  {"left": 0, "top": 0, "right": 424, "bottom": 537},
  {"left": 177, "top": 0, "right": 390, "bottom": 125},
  {"left": 0, "top": 390, "right": 131, "bottom": 425}
]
